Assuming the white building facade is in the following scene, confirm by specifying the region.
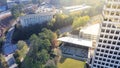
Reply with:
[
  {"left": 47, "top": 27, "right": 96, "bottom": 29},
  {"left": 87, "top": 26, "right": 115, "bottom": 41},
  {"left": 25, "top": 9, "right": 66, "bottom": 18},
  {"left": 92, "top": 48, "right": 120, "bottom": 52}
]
[
  {"left": 80, "top": 24, "right": 100, "bottom": 47},
  {"left": 19, "top": 13, "right": 54, "bottom": 27},
  {"left": 91, "top": 0, "right": 120, "bottom": 68}
]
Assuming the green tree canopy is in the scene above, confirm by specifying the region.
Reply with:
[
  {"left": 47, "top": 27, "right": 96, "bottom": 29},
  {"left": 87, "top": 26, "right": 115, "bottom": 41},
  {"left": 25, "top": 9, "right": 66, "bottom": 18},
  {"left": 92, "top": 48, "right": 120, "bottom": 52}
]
[
  {"left": 37, "top": 49, "right": 50, "bottom": 64},
  {"left": 72, "top": 16, "right": 90, "bottom": 29},
  {"left": 11, "top": 5, "right": 23, "bottom": 19}
]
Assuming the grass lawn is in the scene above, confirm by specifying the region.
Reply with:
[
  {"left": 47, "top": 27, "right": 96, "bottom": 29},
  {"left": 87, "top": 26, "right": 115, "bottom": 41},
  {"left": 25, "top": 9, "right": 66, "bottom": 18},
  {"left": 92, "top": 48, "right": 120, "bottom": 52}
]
[{"left": 58, "top": 57, "right": 85, "bottom": 68}]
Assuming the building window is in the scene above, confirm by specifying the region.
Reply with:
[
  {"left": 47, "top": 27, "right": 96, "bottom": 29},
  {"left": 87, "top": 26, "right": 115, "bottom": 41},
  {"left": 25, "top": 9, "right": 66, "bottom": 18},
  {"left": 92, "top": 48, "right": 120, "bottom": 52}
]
[
  {"left": 105, "top": 50, "right": 109, "bottom": 53},
  {"left": 99, "top": 58, "right": 102, "bottom": 61},
  {"left": 114, "top": 36, "right": 118, "bottom": 40},
  {"left": 117, "top": 42, "right": 120, "bottom": 45},
  {"left": 115, "top": 61, "right": 119, "bottom": 64},
  {"left": 101, "top": 49, "right": 104, "bottom": 52},
  {"left": 119, "top": 52, "right": 120, "bottom": 55},
  {"left": 115, "top": 47, "right": 119, "bottom": 50},
  {"left": 101, "top": 29, "right": 105, "bottom": 32},
  {"left": 97, "top": 49, "right": 100, "bottom": 51},
  {"left": 111, "top": 60, "right": 114, "bottom": 63},
  {"left": 110, "top": 64, "right": 113, "bottom": 67},
  {"left": 104, "top": 54, "right": 107, "bottom": 57},
  {"left": 105, "top": 35, "right": 108, "bottom": 38},
  {"left": 119, "top": 37, "right": 120, "bottom": 40},
  {"left": 116, "top": 31, "right": 119, "bottom": 34},
  {"left": 112, "top": 24, "right": 116, "bottom": 28},
  {"left": 95, "top": 57, "right": 98, "bottom": 60},
  {"left": 109, "top": 36, "right": 113, "bottom": 39},
  {"left": 108, "top": 41, "right": 111, "bottom": 44},
  {"left": 102, "top": 45, "right": 106, "bottom": 48},
  {"left": 112, "top": 56, "right": 116, "bottom": 59},
  {"left": 103, "top": 40, "right": 107, "bottom": 43},
  {"left": 97, "top": 65, "right": 100, "bottom": 68},
  {"left": 112, "top": 41, "right": 116, "bottom": 45},
  {"left": 106, "top": 63, "right": 109, "bottom": 66},
  {"left": 107, "top": 24, "right": 111, "bottom": 27},
  {"left": 106, "top": 46, "right": 110, "bottom": 49},
  {"left": 103, "top": 58, "right": 106, "bottom": 61},
  {"left": 99, "top": 39, "right": 102, "bottom": 42},
  {"left": 107, "top": 59, "right": 110, "bottom": 62},
  {"left": 111, "top": 30, "right": 115, "bottom": 33},
  {"left": 94, "top": 61, "right": 97, "bottom": 63},
  {"left": 110, "top": 51, "right": 113, "bottom": 54},
  {"left": 102, "top": 23, "right": 106, "bottom": 27},
  {"left": 114, "top": 65, "right": 117, "bottom": 68},
  {"left": 111, "top": 46, "right": 114, "bottom": 49},
  {"left": 93, "top": 65, "right": 96, "bottom": 67},
  {"left": 117, "top": 57, "right": 120, "bottom": 60},
  {"left": 98, "top": 44, "right": 101, "bottom": 47},
  {"left": 100, "top": 54, "right": 103, "bottom": 56},
  {"left": 98, "top": 62, "right": 101, "bottom": 64},
  {"left": 96, "top": 53, "right": 99, "bottom": 55},
  {"left": 108, "top": 55, "right": 111, "bottom": 58},
  {"left": 114, "top": 52, "right": 117, "bottom": 55},
  {"left": 106, "top": 30, "right": 110, "bottom": 33},
  {"left": 102, "top": 62, "right": 105, "bottom": 65},
  {"left": 100, "top": 34, "right": 104, "bottom": 38}
]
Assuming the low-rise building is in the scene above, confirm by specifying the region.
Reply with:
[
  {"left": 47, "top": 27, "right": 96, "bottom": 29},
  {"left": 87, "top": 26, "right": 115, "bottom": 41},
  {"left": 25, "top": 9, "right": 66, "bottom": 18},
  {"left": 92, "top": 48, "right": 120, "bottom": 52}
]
[
  {"left": 19, "top": 12, "right": 54, "bottom": 27},
  {"left": 58, "top": 36, "right": 92, "bottom": 61},
  {"left": 63, "top": 4, "right": 91, "bottom": 14},
  {"left": 58, "top": 23, "right": 100, "bottom": 64},
  {"left": 79, "top": 23, "right": 100, "bottom": 48}
]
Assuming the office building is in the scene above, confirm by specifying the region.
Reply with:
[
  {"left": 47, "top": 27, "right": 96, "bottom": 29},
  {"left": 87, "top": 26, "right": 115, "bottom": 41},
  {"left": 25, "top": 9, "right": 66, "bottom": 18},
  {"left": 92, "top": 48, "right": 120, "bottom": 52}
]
[
  {"left": 58, "top": 36, "right": 92, "bottom": 61},
  {"left": 19, "top": 12, "right": 54, "bottom": 27},
  {"left": 91, "top": 0, "right": 120, "bottom": 68}
]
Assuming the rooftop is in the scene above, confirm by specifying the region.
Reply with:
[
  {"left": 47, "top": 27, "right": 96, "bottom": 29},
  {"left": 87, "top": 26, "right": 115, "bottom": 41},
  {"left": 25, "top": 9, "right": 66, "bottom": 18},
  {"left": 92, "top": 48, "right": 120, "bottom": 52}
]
[
  {"left": 63, "top": 4, "right": 91, "bottom": 12},
  {"left": 3, "top": 44, "right": 17, "bottom": 55},
  {"left": 80, "top": 23, "right": 100, "bottom": 36},
  {"left": 20, "top": 12, "right": 55, "bottom": 19},
  {"left": 57, "top": 37, "right": 92, "bottom": 47}
]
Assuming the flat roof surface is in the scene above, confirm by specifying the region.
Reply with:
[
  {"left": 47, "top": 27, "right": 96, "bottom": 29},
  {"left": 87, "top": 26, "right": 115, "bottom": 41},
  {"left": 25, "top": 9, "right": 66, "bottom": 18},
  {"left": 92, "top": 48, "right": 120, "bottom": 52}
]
[
  {"left": 3, "top": 44, "right": 17, "bottom": 55},
  {"left": 64, "top": 5, "right": 91, "bottom": 12},
  {"left": 80, "top": 23, "right": 100, "bottom": 36},
  {"left": 57, "top": 37, "right": 92, "bottom": 47},
  {"left": 9, "top": 64, "right": 18, "bottom": 68}
]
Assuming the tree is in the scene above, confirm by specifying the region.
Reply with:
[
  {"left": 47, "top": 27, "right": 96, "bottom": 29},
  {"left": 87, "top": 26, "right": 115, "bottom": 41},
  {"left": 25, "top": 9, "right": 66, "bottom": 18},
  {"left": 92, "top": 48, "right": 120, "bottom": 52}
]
[
  {"left": 17, "top": 41, "right": 27, "bottom": 50},
  {"left": 72, "top": 16, "right": 90, "bottom": 29},
  {"left": 11, "top": 5, "right": 23, "bottom": 19},
  {"left": 29, "top": 34, "right": 41, "bottom": 59},
  {"left": 41, "top": 28, "right": 54, "bottom": 42},
  {"left": 20, "top": 28, "right": 59, "bottom": 68},
  {"left": 0, "top": 54, "right": 8, "bottom": 68},
  {"left": 14, "top": 41, "right": 28, "bottom": 64},
  {"left": 45, "top": 65, "right": 57, "bottom": 68},
  {"left": 37, "top": 49, "right": 50, "bottom": 64},
  {"left": 42, "top": 39, "right": 51, "bottom": 50},
  {"left": 51, "top": 33, "right": 59, "bottom": 48}
]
